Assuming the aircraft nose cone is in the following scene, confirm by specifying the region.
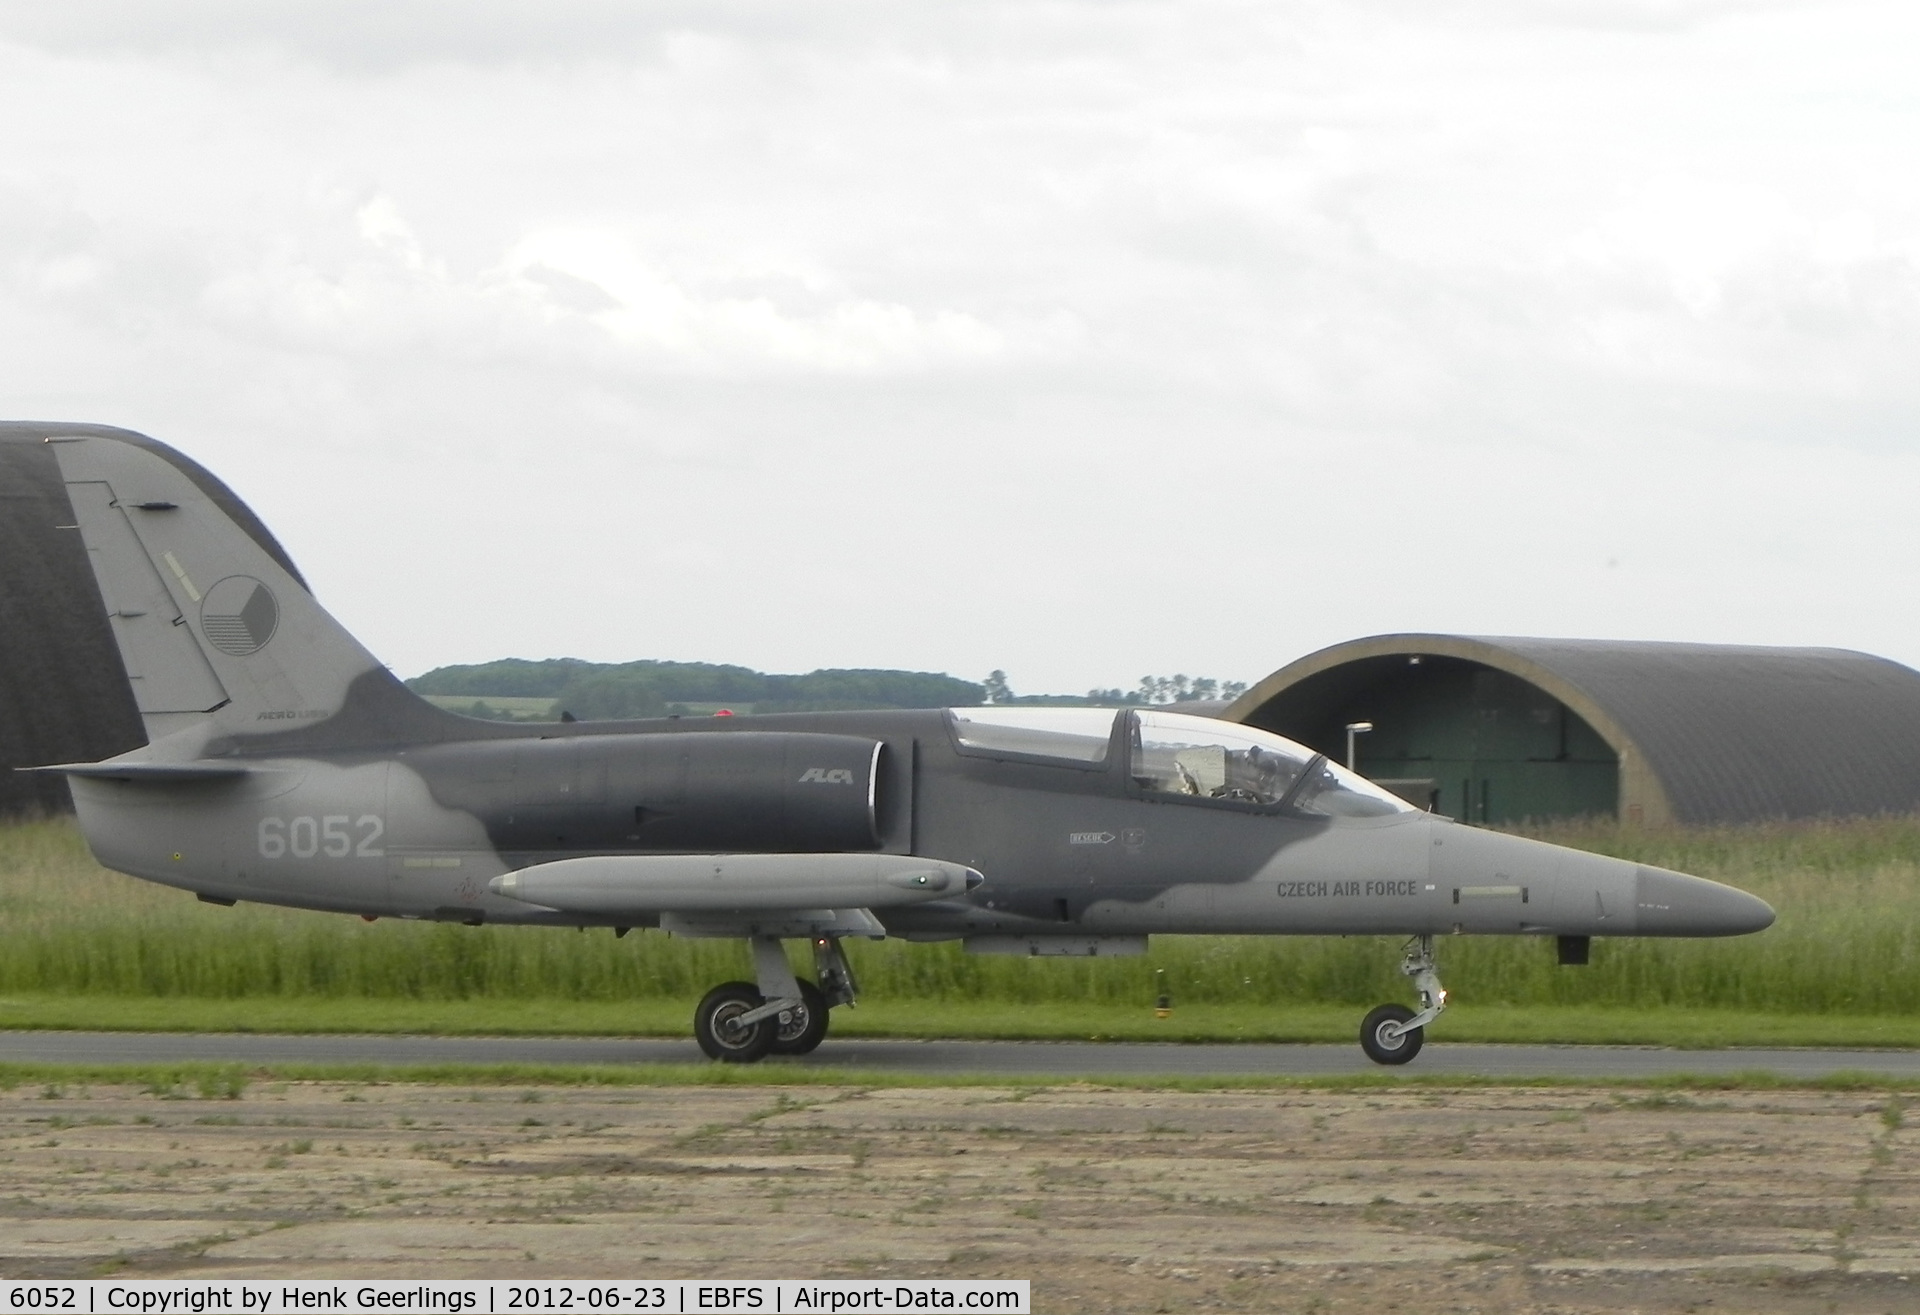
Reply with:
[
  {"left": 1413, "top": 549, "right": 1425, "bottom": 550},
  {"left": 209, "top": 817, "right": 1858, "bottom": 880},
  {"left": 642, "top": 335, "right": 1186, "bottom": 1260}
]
[{"left": 1634, "top": 865, "right": 1775, "bottom": 937}]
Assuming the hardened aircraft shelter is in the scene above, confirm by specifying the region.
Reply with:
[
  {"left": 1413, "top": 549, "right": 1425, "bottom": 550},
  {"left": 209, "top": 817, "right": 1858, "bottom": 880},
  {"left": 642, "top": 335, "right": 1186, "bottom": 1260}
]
[{"left": 1224, "top": 634, "right": 1920, "bottom": 826}]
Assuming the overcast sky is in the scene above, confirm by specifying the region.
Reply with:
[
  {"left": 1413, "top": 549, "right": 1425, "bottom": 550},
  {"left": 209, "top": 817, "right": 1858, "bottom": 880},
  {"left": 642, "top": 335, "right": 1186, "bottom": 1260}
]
[{"left": 4, "top": 1, "right": 1918, "bottom": 695}]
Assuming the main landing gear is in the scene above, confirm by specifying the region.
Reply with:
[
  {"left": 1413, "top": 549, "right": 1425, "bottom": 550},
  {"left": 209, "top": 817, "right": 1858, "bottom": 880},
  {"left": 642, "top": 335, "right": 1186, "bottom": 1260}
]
[
  {"left": 693, "top": 935, "right": 859, "bottom": 1063},
  {"left": 1359, "top": 935, "right": 1448, "bottom": 1066}
]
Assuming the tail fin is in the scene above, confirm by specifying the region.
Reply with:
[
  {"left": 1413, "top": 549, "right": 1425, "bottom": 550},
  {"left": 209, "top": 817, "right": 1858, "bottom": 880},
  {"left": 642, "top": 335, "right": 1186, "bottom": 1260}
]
[{"left": 51, "top": 433, "right": 395, "bottom": 748}]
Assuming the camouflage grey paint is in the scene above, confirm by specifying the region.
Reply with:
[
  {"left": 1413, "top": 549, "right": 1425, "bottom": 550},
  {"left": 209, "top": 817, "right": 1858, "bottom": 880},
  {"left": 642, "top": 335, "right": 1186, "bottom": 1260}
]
[{"left": 34, "top": 431, "right": 1774, "bottom": 955}]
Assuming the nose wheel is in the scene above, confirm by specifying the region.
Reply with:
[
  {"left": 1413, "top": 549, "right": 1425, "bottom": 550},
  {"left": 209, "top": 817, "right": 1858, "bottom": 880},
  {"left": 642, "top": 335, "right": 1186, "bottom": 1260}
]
[
  {"left": 1360, "top": 1003, "right": 1422, "bottom": 1064},
  {"left": 1359, "top": 935, "right": 1447, "bottom": 1066}
]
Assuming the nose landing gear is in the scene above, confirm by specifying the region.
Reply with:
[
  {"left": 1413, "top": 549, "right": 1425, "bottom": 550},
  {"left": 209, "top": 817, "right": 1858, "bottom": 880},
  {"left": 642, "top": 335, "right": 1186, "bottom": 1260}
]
[{"left": 1359, "top": 935, "right": 1448, "bottom": 1066}]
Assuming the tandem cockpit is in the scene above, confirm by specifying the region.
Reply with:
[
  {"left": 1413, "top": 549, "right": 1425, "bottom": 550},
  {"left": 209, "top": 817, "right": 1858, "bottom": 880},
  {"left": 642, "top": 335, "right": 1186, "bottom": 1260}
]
[{"left": 947, "top": 706, "right": 1415, "bottom": 818}]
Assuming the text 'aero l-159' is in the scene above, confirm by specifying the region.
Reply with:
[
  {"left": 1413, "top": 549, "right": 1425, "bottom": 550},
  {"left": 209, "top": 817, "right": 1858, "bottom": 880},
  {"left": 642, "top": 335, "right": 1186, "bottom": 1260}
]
[{"left": 30, "top": 431, "right": 1776, "bottom": 1064}]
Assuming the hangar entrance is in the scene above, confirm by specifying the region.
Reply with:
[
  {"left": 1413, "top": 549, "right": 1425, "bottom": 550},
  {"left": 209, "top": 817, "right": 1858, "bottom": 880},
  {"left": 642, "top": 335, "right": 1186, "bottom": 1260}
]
[{"left": 1241, "top": 656, "right": 1618, "bottom": 824}]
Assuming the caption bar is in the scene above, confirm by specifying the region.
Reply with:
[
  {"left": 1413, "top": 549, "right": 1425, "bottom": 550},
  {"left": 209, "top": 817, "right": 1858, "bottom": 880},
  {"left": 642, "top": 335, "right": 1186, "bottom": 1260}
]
[{"left": 0, "top": 1284, "right": 1029, "bottom": 1315}]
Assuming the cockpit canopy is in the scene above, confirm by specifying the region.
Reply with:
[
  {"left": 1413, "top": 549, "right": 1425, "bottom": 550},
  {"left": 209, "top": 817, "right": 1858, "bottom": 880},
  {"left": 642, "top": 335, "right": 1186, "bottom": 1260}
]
[{"left": 947, "top": 706, "right": 1414, "bottom": 818}]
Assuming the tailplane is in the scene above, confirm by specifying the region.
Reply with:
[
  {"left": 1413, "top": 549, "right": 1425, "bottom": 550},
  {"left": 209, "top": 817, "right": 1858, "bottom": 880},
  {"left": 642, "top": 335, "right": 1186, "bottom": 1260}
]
[{"left": 51, "top": 433, "right": 396, "bottom": 750}]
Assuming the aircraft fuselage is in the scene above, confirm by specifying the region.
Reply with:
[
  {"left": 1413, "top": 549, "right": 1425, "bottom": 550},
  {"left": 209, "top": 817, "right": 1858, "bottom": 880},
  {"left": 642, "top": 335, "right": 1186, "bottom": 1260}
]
[{"left": 69, "top": 703, "right": 1772, "bottom": 946}]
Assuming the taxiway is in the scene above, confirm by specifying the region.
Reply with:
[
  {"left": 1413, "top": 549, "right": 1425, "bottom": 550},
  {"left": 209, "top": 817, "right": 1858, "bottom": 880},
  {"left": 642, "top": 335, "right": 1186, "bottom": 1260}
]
[{"left": 1, "top": 1030, "right": 1916, "bottom": 1079}]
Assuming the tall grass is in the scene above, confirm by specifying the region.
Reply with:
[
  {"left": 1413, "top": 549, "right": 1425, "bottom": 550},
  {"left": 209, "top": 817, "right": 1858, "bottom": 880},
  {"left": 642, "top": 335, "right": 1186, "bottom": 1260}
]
[{"left": 1, "top": 815, "right": 1916, "bottom": 1013}]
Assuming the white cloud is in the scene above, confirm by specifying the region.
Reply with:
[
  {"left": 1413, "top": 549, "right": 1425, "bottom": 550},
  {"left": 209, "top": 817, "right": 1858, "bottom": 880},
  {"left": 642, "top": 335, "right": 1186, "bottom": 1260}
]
[
  {"left": 0, "top": 1, "right": 1918, "bottom": 690},
  {"left": 501, "top": 227, "right": 1049, "bottom": 373}
]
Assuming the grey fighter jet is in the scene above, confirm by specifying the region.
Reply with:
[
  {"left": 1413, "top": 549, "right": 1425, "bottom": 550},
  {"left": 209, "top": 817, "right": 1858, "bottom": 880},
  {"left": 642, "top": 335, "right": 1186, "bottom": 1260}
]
[{"left": 27, "top": 430, "right": 1776, "bottom": 1064}]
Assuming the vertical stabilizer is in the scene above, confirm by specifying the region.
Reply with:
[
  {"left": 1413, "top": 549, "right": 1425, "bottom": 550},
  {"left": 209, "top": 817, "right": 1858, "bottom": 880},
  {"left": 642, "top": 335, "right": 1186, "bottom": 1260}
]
[{"left": 51, "top": 435, "right": 387, "bottom": 748}]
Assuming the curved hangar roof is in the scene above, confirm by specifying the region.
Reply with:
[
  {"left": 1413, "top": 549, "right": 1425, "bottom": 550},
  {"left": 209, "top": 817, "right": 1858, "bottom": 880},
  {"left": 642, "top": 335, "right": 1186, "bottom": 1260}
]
[
  {"left": 1225, "top": 634, "right": 1920, "bottom": 825},
  {"left": 0, "top": 423, "right": 306, "bottom": 816}
]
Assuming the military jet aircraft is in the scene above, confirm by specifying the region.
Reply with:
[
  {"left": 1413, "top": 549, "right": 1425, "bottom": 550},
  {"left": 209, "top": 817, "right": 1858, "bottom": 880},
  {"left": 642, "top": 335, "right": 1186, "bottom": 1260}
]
[{"left": 27, "top": 429, "right": 1775, "bottom": 1064}]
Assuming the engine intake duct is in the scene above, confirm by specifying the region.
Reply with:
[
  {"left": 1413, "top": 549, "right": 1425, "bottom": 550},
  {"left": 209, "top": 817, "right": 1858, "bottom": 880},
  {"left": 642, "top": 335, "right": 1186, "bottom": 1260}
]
[
  {"left": 416, "top": 731, "right": 890, "bottom": 854},
  {"left": 611, "top": 732, "right": 888, "bottom": 852}
]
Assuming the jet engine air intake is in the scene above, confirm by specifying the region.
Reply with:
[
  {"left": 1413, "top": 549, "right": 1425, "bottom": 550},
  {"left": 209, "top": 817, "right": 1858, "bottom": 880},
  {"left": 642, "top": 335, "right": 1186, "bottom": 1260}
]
[{"left": 414, "top": 731, "right": 888, "bottom": 855}]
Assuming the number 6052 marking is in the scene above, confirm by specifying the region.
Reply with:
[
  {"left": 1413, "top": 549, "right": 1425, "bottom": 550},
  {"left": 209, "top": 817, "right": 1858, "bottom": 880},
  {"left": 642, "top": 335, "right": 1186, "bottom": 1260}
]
[{"left": 258, "top": 815, "right": 384, "bottom": 859}]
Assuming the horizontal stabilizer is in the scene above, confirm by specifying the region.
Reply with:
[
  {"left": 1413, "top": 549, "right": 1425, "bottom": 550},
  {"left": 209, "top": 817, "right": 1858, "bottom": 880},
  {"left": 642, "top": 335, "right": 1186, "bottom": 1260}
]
[
  {"left": 490, "top": 853, "right": 983, "bottom": 915},
  {"left": 22, "top": 760, "right": 251, "bottom": 782}
]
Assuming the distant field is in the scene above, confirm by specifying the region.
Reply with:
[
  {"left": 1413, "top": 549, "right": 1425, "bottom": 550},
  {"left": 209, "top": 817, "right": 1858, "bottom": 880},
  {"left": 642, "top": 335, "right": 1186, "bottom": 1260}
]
[{"left": 2, "top": 815, "right": 1918, "bottom": 1041}]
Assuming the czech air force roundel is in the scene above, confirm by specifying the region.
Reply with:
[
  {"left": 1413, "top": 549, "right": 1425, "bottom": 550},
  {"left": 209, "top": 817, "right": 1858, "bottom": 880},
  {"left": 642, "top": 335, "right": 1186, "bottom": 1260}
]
[{"left": 200, "top": 576, "right": 279, "bottom": 656}]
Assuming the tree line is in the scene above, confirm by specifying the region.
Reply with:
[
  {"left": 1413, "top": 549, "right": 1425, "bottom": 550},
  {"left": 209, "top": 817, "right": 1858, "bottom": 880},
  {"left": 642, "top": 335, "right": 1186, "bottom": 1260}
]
[
  {"left": 986, "top": 670, "right": 1249, "bottom": 706},
  {"left": 408, "top": 658, "right": 1250, "bottom": 722},
  {"left": 407, "top": 659, "right": 986, "bottom": 721}
]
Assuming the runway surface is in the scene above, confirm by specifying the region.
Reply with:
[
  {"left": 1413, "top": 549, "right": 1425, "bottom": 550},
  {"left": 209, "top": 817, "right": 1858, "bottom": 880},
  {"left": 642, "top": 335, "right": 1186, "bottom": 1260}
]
[{"left": 0, "top": 1029, "right": 1917, "bottom": 1079}]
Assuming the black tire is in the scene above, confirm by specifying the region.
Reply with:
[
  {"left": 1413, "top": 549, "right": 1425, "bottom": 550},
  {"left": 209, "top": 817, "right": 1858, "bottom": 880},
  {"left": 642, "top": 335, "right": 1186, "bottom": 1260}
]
[
  {"left": 695, "top": 981, "right": 774, "bottom": 1063},
  {"left": 769, "top": 980, "right": 831, "bottom": 1056},
  {"left": 1359, "top": 1003, "right": 1423, "bottom": 1066}
]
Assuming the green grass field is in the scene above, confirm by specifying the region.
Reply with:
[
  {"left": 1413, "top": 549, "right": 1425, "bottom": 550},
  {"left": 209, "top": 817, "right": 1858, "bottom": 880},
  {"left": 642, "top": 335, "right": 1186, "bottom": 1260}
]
[{"left": 1, "top": 814, "right": 1917, "bottom": 1046}]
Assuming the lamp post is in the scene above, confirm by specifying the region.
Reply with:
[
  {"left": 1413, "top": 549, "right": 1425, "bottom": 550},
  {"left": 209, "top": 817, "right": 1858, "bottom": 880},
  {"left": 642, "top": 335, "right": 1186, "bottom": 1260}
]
[{"left": 1344, "top": 721, "right": 1373, "bottom": 771}]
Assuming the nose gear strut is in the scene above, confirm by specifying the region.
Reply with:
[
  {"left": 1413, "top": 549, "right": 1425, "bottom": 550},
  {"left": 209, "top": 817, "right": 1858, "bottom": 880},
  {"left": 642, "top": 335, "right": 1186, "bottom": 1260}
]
[{"left": 1359, "top": 934, "right": 1448, "bottom": 1066}]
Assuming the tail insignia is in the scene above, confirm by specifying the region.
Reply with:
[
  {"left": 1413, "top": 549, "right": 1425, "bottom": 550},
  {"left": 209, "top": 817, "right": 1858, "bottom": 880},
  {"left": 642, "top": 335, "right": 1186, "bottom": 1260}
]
[{"left": 200, "top": 576, "right": 279, "bottom": 656}]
